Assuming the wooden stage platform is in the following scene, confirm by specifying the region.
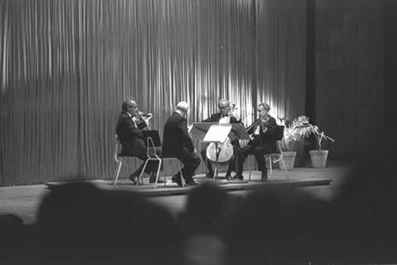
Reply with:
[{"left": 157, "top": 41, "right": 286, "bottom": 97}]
[
  {"left": 51, "top": 174, "right": 332, "bottom": 197},
  {"left": 0, "top": 162, "right": 353, "bottom": 224},
  {"left": 45, "top": 166, "right": 336, "bottom": 197}
]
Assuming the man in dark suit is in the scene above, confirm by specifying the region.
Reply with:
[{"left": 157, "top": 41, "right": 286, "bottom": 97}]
[
  {"left": 201, "top": 99, "right": 243, "bottom": 179},
  {"left": 115, "top": 98, "right": 161, "bottom": 184},
  {"left": 235, "top": 102, "right": 278, "bottom": 181},
  {"left": 162, "top": 101, "right": 200, "bottom": 187}
]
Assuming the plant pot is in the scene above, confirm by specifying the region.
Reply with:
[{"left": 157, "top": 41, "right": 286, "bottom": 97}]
[
  {"left": 290, "top": 140, "right": 305, "bottom": 167},
  {"left": 278, "top": 151, "right": 297, "bottom": 170},
  {"left": 309, "top": 150, "right": 329, "bottom": 168}
]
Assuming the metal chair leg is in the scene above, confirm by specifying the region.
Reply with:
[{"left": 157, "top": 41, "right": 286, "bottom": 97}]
[
  {"left": 113, "top": 158, "right": 123, "bottom": 185},
  {"left": 137, "top": 159, "right": 150, "bottom": 185},
  {"left": 278, "top": 158, "right": 290, "bottom": 180},
  {"left": 158, "top": 158, "right": 184, "bottom": 188},
  {"left": 268, "top": 157, "right": 273, "bottom": 176},
  {"left": 179, "top": 164, "right": 185, "bottom": 187},
  {"left": 154, "top": 159, "right": 162, "bottom": 189},
  {"left": 160, "top": 158, "right": 172, "bottom": 188}
]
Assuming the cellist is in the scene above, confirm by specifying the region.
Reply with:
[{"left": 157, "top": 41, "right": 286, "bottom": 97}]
[
  {"left": 234, "top": 102, "right": 278, "bottom": 181},
  {"left": 200, "top": 99, "right": 243, "bottom": 179}
]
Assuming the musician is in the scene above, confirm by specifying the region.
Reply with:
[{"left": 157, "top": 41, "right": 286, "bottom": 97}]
[
  {"left": 162, "top": 101, "right": 201, "bottom": 187},
  {"left": 235, "top": 102, "right": 278, "bottom": 181},
  {"left": 115, "top": 98, "right": 161, "bottom": 184},
  {"left": 201, "top": 99, "right": 243, "bottom": 179}
]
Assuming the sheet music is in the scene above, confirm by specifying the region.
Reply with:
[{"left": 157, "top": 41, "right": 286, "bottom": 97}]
[
  {"left": 189, "top": 122, "right": 218, "bottom": 141},
  {"left": 202, "top": 124, "right": 232, "bottom": 143}
]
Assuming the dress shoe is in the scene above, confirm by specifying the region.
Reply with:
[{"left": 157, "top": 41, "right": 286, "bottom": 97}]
[
  {"left": 149, "top": 178, "right": 165, "bottom": 184},
  {"left": 149, "top": 173, "right": 165, "bottom": 184},
  {"left": 205, "top": 172, "right": 214, "bottom": 179},
  {"left": 128, "top": 172, "right": 139, "bottom": 184},
  {"left": 185, "top": 179, "right": 198, "bottom": 186},
  {"left": 225, "top": 169, "right": 232, "bottom": 177},
  {"left": 261, "top": 171, "right": 268, "bottom": 181},
  {"left": 172, "top": 175, "right": 183, "bottom": 187},
  {"left": 233, "top": 174, "right": 244, "bottom": 181}
]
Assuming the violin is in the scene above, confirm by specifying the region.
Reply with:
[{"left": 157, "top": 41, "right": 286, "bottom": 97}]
[
  {"left": 246, "top": 115, "right": 270, "bottom": 137},
  {"left": 133, "top": 110, "right": 153, "bottom": 130}
]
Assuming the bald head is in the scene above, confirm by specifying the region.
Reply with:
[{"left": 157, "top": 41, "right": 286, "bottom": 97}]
[
  {"left": 218, "top": 99, "right": 231, "bottom": 116},
  {"left": 176, "top": 101, "right": 189, "bottom": 113},
  {"left": 218, "top": 99, "right": 230, "bottom": 109}
]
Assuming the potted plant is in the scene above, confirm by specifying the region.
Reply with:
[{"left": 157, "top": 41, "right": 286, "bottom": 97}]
[
  {"left": 278, "top": 117, "right": 306, "bottom": 169},
  {"left": 293, "top": 116, "right": 336, "bottom": 168}
]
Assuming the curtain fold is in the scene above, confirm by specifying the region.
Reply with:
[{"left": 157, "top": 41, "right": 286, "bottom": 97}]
[
  {"left": 0, "top": 0, "right": 306, "bottom": 185},
  {"left": 255, "top": 0, "right": 307, "bottom": 121}
]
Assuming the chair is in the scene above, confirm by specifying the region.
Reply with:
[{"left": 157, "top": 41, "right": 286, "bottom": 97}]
[
  {"left": 113, "top": 134, "right": 140, "bottom": 185},
  {"left": 137, "top": 130, "right": 184, "bottom": 188},
  {"left": 248, "top": 125, "right": 290, "bottom": 181},
  {"left": 264, "top": 125, "right": 290, "bottom": 180}
]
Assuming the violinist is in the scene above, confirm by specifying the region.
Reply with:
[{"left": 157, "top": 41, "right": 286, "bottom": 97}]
[
  {"left": 115, "top": 98, "right": 162, "bottom": 184},
  {"left": 200, "top": 99, "right": 243, "bottom": 179},
  {"left": 235, "top": 102, "right": 278, "bottom": 181}
]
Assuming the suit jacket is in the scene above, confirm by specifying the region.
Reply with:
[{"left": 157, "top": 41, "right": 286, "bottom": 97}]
[
  {"left": 162, "top": 112, "right": 194, "bottom": 155},
  {"left": 203, "top": 112, "right": 243, "bottom": 142},
  {"left": 202, "top": 112, "right": 242, "bottom": 124},
  {"left": 115, "top": 111, "right": 147, "bottom": 157},
  {"left": 247, "top": 115, "right": 278, "bottom": 152}
]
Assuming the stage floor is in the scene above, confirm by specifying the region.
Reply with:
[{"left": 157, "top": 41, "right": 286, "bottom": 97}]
[
  {"left": 0, "top": 161, "right": 354, "bottom": 225},
  {"left": 72, "top": 170, "right": 333, "bottom": 197}
]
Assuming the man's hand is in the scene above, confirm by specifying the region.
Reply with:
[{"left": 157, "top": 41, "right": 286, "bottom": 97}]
[{"left": 229, "top": 112, "right": 240, "bottom": 121}]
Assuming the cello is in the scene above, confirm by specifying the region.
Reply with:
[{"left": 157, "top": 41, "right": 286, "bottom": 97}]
[
  {"left": 205, "top": 133, "right": 234, "bottom": 165},
  {"left": 205, "top": 104, "right": 238, "bottom": 164}
]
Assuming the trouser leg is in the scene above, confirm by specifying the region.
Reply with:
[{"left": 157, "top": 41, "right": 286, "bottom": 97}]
[
  {"left": 201, "top": 144, "right": 213, "bottom": 175},
  {"left": 227, "top": 142, "right": 240, "bottom": 174},
  {"left": 254, "top": 149, "right": 267, "bottom": 173},
  {"left": 236, "top": 146, "right": 251, "bottom": 176},
  {"left": 175, "top": 147, "right": 201, "bottom": 180},
  {"left": 134, "top": 157, "right": 160, "bottom": 175}
]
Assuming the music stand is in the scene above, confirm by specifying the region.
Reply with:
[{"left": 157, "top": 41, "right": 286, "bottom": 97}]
[
  {"left": 229, "top": 123, "right": 251, "bottom": 141},
  {"left": 190, "top": 122, "right": 251, "bottom": 180},
  {"left": 142, "top": 130, "right": 161, "bottom": 147},
  {"left": 189, "top": 122, "right": 218, "bottom": 141}
]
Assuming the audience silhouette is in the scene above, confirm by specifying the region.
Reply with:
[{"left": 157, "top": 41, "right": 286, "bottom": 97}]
[
  {"left": 225, "top": 137, "right": 397, "bottom": 265},
  {"left": 225, "top": 185, "right": 331, "bottom": 265},
  {"left": 177, "top": 182, "right": 242, "bottom": 265},
  {"left": 1, "top": 137, "right": 396, "bottom": 265},
  {"left": 0, "top": 213, "right": 30, "bottom": 264},
  {"left": 325, "top": 138, "right": 397, "bottom": 263},
  {"left": 28, "top": 181, "right": 177, "bottom": 265}
]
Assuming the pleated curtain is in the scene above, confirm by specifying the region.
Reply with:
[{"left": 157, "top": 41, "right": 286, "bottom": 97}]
[{"left": 0, "top": 0, "right": 306, "bottom": 185}]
